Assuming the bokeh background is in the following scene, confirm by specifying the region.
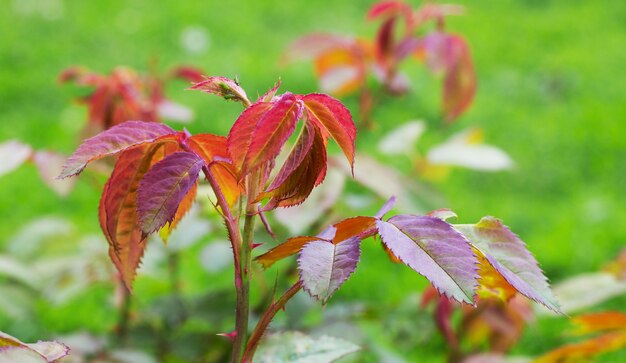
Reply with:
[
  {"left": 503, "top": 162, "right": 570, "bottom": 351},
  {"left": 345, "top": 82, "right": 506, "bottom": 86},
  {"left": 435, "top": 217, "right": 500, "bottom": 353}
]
[{"left": 1, "top": 0, "right": 625, "bottom": 362}]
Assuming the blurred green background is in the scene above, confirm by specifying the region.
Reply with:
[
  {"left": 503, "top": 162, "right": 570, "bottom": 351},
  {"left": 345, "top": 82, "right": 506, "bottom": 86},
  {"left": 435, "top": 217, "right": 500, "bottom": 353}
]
[{"left": 1, "top": 0, "right": 625, "bottom": 361}]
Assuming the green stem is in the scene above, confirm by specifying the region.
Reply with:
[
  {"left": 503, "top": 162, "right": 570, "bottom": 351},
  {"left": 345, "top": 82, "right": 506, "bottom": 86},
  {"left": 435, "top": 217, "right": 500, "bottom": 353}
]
[
  {"left": 242, "top": 281, "right": 303, "bottom": 362},
  {"left": 232, "top": 171, "right": 261, "bottom": 362}
]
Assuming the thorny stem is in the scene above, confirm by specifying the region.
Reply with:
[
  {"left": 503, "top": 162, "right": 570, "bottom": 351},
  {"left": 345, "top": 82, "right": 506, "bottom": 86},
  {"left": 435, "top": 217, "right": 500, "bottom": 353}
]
[
  {"left": 242, "top": 281, "right": 303, "bottom": 362},
  {"left": 180, "top": 141, "right": 243, "bottom": 287},
  {"left": 190, "top": 158, "right": 246, "bottom": 361},
  {"left": 232, "top": 170, "right": 261, "bottom": 362}
]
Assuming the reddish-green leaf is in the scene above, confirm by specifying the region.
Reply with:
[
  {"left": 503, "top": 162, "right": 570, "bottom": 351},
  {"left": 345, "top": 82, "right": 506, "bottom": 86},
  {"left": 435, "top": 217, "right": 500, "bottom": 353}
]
[
  {"left": 377, "top": 215, "right": 477, "bottom": 304},
  {"left": 455, "top": 217, "right": 561, "bottom": 312},
  {"left": 301, "top": 93, "right": 356, "bottom": 170},
  {"left": 189, "top": 76, "right": 250, "bottom": 105},
  {"left": 59, "top": 121, "right": 176, "bottom": 178},
  {"left": 137, "top": 152, "right": 204, "bottom": 235},
  {"left": 256, "top": 122, "right": 327, "bottom": 208},
  {"left": 227, "top": 93, "right": 302, "bottom": 176},
  {"left": 298, "top": 237, "right": 361, "bottom": 303}
]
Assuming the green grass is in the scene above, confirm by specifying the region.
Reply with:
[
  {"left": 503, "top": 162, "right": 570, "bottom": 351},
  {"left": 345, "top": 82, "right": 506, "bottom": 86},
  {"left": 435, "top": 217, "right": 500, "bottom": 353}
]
[{"left": 1, "top": 0, "right": 625, "bottom": 361}]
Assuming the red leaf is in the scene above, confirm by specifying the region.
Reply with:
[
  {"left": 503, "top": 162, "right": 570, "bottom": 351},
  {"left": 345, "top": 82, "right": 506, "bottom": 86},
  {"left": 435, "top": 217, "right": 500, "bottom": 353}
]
[
  {"left": 227, "top": 93, "right": 302, "bottom": 177},
  {"left": 59, "top": 121, "right": 177, "bottom": 178},
  {"left": 137, "top": 151, "right": 204, "bottom": 235},
  {"left": 189, "top": 76, "right": 249, "bottom": 105},
  {"left": 256, "top": 122, "right": 327, "bottom": 208},
  {"left": 367, "top": 0, "right": 413, "bottom": 22},
  {"left": 421, "top": 33, "right": 476, "bottom": 122},
  {"left": 442, "top": 36, "right": 476, "bottom": 122},
  {"left": 374, "top": 17, "right": 397, "bottom": 69},
  {"left": 301, "top": 93, "right": 356, "bottom": 170},
  {"left": 186, "top": 134, "right": 242, "bottom": 206},
  {"left": 170, "top": 66, "right": 205, "bottom": 82},
  {"left": 100, "top": 144, "right": 169, "bottom": 290}
]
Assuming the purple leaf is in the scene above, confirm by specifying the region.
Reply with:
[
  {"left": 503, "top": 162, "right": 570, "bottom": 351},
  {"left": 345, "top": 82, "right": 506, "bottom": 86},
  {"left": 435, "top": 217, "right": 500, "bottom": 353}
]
[
  {"left": 375, "top": 196, "right": 397, "bottom": 219},
  {"left": 137, "top": 151, "right": 204, "bottom": 235},
  {"left": 377, "top": 215, "right": 477, "bottom": 304},
  {"left": 59, "top": 121, "right": 176, "bottom": 178},
  {"left": 454, "top": 217, "right": 561, "bottom": 312},
  {"left": 298, "top": 237, "right": 361, "bottom": 303}
]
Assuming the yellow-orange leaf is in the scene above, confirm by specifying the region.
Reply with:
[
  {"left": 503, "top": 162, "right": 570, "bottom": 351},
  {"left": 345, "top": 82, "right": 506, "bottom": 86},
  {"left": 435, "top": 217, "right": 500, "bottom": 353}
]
[
  {"left": 572, "top": 312, "right": 626, "bottom": 335},
  {"left": 535, "top": 331, "right": 626, "bottom": 363},
  {"left": 473, "top": 246, "right": 517, "bottom": 302}
]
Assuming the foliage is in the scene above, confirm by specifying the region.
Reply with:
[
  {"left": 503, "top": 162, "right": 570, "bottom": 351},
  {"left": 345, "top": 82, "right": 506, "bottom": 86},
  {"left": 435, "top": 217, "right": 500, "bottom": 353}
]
[
  {"left": 285, "top": 0, "right": 476, "bottom": 124},
  {"left": 59, "top": 65, "right": 204, "bottom": 134},
  {"left": 535, "top": 312, "right": 626, "bottom": 363},
  {"left": 60, "top": 75, "right": 558, "bottom": 362}
]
